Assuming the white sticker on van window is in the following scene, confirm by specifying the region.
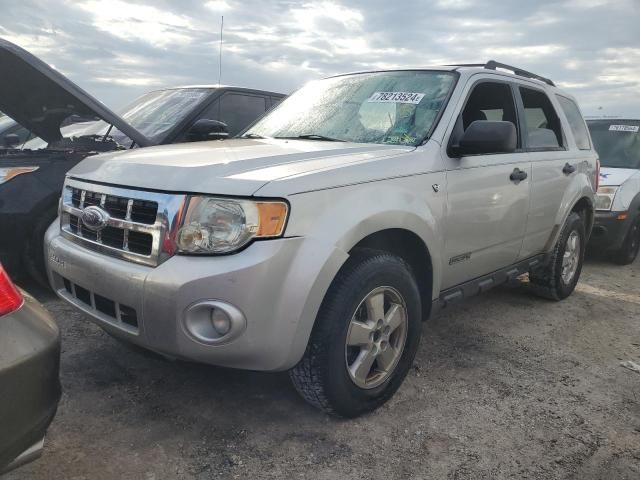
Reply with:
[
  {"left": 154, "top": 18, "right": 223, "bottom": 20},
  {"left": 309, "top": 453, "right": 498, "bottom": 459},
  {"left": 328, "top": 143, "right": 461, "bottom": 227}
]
[
  {"left": 608, "top": 124, "right": 639, "bottom": 133},
  {"left": 368, "top": 92, "right": 425, "bottom": 104}
]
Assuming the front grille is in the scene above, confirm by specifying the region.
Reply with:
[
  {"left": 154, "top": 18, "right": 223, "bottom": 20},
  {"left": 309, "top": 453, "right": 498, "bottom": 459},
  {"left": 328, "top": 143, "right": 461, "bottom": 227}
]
[
  {"left": 70, "top": 187, "right": 157, "bottom": 224},
  {"left": 62, "top": 277, "right": 139, "bottom": 332},
  {"left": 68, "top": 214, "right": 153, "bottom": 255},
  {"left": 60, "top": 179, "right": 186, "bottom": 267}
]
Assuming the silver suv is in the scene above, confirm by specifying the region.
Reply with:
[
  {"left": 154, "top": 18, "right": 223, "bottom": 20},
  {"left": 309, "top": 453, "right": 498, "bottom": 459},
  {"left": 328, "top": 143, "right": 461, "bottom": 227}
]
[{"left": 45, "top": 61, "right": 597, "bottom": 417}]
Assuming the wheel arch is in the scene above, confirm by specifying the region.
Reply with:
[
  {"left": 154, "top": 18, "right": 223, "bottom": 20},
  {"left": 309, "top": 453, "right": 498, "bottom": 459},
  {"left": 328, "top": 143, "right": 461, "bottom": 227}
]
[
  {"left": 548, "top": 171, "right": 595, "bottom": 250},
  {"left": 571, "top": 196, "right": 595, "bottom": 239},
  {"left": 348, "top": 229, "right": 434, "bottom": 319}
]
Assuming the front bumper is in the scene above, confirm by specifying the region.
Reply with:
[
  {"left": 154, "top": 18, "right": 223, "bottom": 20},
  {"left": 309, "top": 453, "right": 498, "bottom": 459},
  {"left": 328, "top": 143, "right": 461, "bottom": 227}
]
[
  {"left": 45, "top": 222, "right": 347, "bottom": 372},
  {"left": 588, "top": 210, "right": 632, "bottom": 252},
  {"left": 0, "top": 293, "right": 61, "bottom": 473}
]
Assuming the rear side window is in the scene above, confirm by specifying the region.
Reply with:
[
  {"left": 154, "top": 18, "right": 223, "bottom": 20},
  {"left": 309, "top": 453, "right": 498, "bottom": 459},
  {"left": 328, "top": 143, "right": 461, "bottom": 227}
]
[
  {"left": 556, "top": 95, "right": 591, "bottom": 150},
  {"left": 519, "top": 87, "right": 563, "bottom": 150},
  {"left": 220, "top": 94, "right": 267, "bottom": 136}
]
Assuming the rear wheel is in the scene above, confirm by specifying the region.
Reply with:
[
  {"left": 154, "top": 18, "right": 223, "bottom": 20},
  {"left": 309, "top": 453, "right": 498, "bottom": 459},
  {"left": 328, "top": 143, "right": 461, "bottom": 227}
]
[
  {"left": 613, "top": 216, "right": 640, "bottom": 265},
  {"left": 290, "top": 250, "right": 422, "bottom": 418},
  {"left": 529, "top": 212, "right": 585, "bottom": 301}
]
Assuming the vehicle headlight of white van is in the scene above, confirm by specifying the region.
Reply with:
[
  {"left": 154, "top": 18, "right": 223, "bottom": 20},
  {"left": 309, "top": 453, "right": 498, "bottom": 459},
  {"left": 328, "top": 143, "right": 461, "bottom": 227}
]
[
  {"left": 175, "top": 196, "right": 288, "bottom": 254},
  {"left": 595, "top": 186, "right": 618, "bottom": 211}
]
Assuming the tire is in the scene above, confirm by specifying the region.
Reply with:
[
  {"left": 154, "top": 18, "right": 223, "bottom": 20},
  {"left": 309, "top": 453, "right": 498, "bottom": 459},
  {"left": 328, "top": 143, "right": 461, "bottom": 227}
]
[
  {"left": 290, "top": 249, "right": 422, "bottom": 418},
  {"left": 529, "top": 211, "right": 585, "bottom": 301},
  {"left": 613, "top": 216, "right": 640, "bottom": 265},
  {"left": 23, "top": 206, "right": 58, "bottom": 289}
]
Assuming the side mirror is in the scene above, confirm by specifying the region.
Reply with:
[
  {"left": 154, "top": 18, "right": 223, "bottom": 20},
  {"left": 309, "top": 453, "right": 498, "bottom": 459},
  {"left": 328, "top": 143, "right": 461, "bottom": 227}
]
[
  {"left": 186, "top": 119, "right": 229, "bottom": 142},
  {"left": 3, "top": 134, "right": 20, "bottom": 148},
  {"left": 450, "top": 120, "right": 517, "bottom": 156}
]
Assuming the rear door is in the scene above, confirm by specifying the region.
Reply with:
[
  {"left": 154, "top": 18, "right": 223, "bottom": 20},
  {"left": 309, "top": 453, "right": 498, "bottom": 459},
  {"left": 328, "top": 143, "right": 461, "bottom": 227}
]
[
  {"left": 442, "top": 78, "right": 531, "bottom": 289},
  {"left": 518, "top": 86, "right": 584, "bottom": 258}
]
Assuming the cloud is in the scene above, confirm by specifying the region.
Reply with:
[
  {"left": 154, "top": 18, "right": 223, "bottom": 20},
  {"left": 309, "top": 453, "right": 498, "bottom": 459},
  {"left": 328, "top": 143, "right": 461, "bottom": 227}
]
[{"left": 0, "top": 0, "right": 638, "bottom": 116}]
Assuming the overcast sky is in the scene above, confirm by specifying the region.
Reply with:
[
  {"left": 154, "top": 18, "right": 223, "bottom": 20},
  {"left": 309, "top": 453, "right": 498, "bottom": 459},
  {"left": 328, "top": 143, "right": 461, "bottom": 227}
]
[{"left": 0, "top": 0, "right": 638, "bottom": 115}]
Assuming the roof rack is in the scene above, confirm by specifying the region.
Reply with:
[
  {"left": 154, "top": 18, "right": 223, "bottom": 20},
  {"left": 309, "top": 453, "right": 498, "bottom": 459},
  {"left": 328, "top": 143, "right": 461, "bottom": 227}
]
[{"left": 446, "top": 60, "right": 555, "bottom": 87}]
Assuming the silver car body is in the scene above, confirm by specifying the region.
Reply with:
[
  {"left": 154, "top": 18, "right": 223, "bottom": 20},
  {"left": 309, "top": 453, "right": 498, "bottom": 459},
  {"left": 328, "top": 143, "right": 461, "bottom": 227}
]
[{"left": 45, "top": 66, "right": 597, "bottom": 371}]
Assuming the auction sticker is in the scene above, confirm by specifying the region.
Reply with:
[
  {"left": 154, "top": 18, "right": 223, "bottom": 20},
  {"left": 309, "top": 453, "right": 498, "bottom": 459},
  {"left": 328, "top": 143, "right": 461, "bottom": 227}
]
[
  {"left": 609, "top": 124, "right": 639, "bottom": 133},
  {"left": 368, "top": 92, "right": 425, "bottom": 104}
]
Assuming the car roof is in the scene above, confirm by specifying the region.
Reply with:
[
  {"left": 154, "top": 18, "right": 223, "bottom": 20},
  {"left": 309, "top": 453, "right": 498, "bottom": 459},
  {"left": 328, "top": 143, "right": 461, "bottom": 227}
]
[{"left": 325, "top": 62, "right": 562, "bottom": 91}]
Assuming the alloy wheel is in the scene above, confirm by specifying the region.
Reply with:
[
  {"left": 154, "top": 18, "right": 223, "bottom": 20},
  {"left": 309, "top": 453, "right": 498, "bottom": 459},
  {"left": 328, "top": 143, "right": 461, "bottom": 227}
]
[
  {"left": 344, "top": 286, "right": 408, "bottom": 389},
  {"left": 562, "top": 230, "right": 581, "bottom": 284}
]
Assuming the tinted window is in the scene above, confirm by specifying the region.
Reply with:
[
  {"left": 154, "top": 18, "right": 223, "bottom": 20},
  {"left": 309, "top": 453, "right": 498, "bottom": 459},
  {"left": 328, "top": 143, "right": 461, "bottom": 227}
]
[
  {"left": 220, "top": 94, "right": 267, "bottom": 136},
  {"left": 588, "top": 120, "right": 640, "bottom": 169},
  {"left": 557, "top": 96, "right": 590, "bottom": 150},
  {"left": 174, "top": 99, "right": 221, "bottom": 143},
  {"left": 195, "top": 99, "right": 220, "bottom": 122},
  {"left": 462, "top": 82, "right": 518, "bottom": 131},
  {"left": 452, "top": 81, "right": 519, "bottom": 152},
  {"left": 520, "top": 87, "right": 563, "bottom": 149}
]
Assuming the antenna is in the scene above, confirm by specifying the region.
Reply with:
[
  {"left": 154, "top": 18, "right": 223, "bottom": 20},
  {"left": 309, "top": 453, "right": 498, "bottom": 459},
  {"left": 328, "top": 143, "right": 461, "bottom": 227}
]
[{"left": 218, "top": 16, "right": 224, "bottom": 86}]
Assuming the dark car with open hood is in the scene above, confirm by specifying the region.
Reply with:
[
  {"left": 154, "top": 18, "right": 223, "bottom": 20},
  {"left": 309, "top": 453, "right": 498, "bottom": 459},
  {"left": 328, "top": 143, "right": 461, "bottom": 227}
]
[
  {"left": 0, "top": 39, "right": 284, "bottom": 282},
  {"left": 0, "top": 263, "right": 61, "bottom": 474}
]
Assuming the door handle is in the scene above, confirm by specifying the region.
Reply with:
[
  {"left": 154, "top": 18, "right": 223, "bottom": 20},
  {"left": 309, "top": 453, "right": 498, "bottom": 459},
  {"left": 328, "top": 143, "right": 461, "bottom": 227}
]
[
  {"left": 510, "top": 168, "right": 528, "bottom": 182},
  {"left": 563, "top": 163, "right": 576, "bottom": 175}
]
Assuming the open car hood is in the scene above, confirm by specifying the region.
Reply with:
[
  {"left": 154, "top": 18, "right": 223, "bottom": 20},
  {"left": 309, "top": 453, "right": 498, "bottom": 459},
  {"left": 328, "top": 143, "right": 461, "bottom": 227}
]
[{"left": 0, "top": 38, "right": 150, "bottom": 147}]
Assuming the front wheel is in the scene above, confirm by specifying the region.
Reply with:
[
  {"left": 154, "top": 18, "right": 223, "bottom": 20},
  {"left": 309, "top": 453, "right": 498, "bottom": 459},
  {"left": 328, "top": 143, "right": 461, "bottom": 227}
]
[
  {"left": 529, "top": 211, "right": 586, "bottom": 301},
  {"left": 613, "top": 216, "right": 640, "bottom": 265},
  {"left": 290, "top": 250, "right": 422, "bottom": 418}
]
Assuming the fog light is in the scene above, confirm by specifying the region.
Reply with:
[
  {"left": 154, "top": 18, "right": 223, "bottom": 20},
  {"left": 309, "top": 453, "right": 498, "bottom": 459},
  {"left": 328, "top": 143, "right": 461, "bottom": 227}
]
[
  {"left": 211, "top": 308, "right": 231, "bottom": 336},
  {"left": 183, "top": 300, "right": 246, "bottom": 345}
]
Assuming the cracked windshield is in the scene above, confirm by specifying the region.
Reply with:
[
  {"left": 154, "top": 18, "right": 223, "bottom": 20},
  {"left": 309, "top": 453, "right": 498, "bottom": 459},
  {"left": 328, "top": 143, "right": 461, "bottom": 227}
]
[{"left": 248, "top": 71, "right": 456, "bottom": 146}]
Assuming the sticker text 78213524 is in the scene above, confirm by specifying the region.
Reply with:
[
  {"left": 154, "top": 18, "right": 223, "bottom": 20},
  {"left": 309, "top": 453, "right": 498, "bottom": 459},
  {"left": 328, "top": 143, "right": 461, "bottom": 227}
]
[{"left": 368, "top": 92, "right": 426, "bottom": 104}]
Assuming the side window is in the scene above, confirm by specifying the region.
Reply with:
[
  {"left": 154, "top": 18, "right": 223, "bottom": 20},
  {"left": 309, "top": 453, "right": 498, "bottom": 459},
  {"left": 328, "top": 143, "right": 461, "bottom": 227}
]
[
  {"left": 519, "top": 87, "right": 563, "bottom": 150},
  {"left": 462, "top": 82, "right": 518, "bottom": 130},
  {"left": 194, "top": 99, "right": 220, "bottom": 122},
  {"left": 556, "top": 95, "right": 591, "bottom": 150},
  {"left": 270, "top": 96, "right": 283, "bottom": 108},
  {"left": 452, "top": 81, "right": 519, "bottom": 153},
  {"left": 175, "top": 99, "right": 219, "bottom": 143},
  {"left": 220, "top": 94, "right": 267, "bottom": 136}
]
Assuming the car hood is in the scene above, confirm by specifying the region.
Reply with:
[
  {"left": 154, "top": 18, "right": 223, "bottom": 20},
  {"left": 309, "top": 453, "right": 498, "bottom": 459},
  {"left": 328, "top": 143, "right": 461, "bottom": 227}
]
[
  {"left": 68, "top": 138, "right": 414, "bottom": 196},
  {"left": 0, "top": 38, "right": 150, "bottom": 147},
  {"left": 599, "top": 167, "right": 638, "bottom": 186}
]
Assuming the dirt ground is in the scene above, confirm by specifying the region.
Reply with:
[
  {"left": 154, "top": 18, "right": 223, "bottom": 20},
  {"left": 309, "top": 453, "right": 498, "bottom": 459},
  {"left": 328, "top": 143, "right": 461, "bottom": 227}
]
[{"left": 5, "top": 256, "right": 640, "bottom": 480}]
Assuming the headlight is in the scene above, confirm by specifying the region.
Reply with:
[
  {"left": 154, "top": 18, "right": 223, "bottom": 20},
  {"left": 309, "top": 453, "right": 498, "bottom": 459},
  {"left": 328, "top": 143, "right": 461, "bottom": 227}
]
[
  {"left": 0, "top": 166, "right": 39, "bottom": 185},
  {"left": 595, "top": 186, "right": 618, "bottom": 211},
  {"left": 175, "top": 196, "right": 288, "bottom": 254}
]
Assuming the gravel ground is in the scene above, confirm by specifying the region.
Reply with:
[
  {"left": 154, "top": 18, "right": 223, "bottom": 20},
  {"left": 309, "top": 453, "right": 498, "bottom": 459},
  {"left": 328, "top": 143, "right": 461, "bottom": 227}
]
[{"left": 5, "top": 256, "right": 640, "bottom": 480}]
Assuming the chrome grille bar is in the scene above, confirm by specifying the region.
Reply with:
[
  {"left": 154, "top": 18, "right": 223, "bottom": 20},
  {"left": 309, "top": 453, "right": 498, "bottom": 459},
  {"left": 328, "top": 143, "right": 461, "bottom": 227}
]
[{"left": 60, "top": 178, "right": 187, "bottom": 267}]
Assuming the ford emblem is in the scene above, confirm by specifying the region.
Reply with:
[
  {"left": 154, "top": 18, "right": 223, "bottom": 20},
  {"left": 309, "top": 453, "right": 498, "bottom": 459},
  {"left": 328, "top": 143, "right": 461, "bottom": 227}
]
[{"left": 80, "top": 205, "right": 110, "bottom": 232}]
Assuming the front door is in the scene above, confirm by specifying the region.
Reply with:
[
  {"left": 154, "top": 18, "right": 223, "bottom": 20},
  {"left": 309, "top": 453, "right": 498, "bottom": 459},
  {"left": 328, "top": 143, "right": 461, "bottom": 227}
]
[{"left": 441, "top": 80, "right": 531, "bottom": 289}]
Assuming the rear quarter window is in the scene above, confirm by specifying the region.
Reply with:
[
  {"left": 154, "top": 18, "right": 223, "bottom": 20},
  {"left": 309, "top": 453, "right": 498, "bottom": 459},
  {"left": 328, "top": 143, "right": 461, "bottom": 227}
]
[{"left": 556, "top": 95, "right": 591, "bottom": 150}]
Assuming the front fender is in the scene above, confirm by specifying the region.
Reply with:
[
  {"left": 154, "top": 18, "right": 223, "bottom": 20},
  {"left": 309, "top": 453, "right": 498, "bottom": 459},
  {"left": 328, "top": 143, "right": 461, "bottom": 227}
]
[{"left": 278, "top": 174, "right": 445, "bottom": 367}]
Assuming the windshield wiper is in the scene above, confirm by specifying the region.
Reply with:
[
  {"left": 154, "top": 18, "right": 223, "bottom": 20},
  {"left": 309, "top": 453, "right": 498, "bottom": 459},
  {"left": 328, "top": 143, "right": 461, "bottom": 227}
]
[
  {"left": 241, "top": 133, "right": 268, "bottom": 139},
  {"left": 275, "top": 134, "right": 345, "bottom": 142}
]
